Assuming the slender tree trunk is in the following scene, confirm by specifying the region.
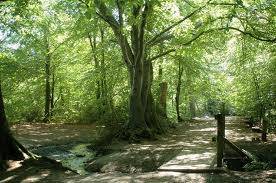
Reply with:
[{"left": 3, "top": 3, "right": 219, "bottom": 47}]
[
  {"left": 155, "top": 51, "right": 167, "bottom": 118},
  {"left": 175, "top": 61, "right": 184, "bottom": 122},
  {"left": 89, "top": 26, "right": 110, "bottom": 116},
  {"left": 50, "top": 67, "right": 55, "bottom": 117},
  {"left": 0, "top": 83, "right": 24, "bottom": 170},
  {"left": 44, "top": 39, "right": 51, "bottom": 122},
  {"left": 88, "top": 32, "right": 101, "bottom": 100},
  {"left": 189, "top": 96, "right": 196, "bottom": 118},
  {"left": 252, "top": 71, "right": 267, "bottom": 141},
  {"left": 159, "top": 82, "right": 168, "bottom": 116},
  {"left": 100, "top": 27, "right": 108, "bottom": 111}
]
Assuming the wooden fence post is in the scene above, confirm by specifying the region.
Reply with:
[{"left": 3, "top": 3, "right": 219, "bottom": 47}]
[{"left": 215, "top": 113, "right": 225, "bottom": 167}]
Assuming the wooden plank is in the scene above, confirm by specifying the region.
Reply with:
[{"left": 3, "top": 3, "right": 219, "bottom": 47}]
[{"left": 224, "top": 138, "right": 253, "bottom": 161}]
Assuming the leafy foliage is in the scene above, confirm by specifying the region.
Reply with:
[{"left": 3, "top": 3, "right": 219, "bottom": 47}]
[{"left": 0, "top": 0, "right": 275, "bottom": 133}]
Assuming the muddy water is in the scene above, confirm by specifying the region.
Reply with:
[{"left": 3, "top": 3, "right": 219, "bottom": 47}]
[{"left": 31, "top": 143, "right": 94, "bottom": 174}]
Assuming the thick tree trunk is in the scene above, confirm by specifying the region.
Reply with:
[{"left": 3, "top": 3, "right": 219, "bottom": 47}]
[
  {"left": 141, "top": 60, "right": 150, "bottom": 113},
  {"left": 95, "top": 1, "right": 165, "bottom": 139},
  {"left": 128, "top": 60, "right": 150, "bottom": 138},
  {"left": 144, "top": 62, "right": 164, "bottom": 134},
  {"left": 0, "top": 84, "right": 24, "bottom": 170}
]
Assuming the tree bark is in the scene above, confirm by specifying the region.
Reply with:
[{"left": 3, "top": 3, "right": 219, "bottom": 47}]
[
  {"left": 128, "top": 59, "right": 149, "bottom": 137},
  {"left": 261, "top": 117, "right": 268, "bottom": 142},
  {"left": 95, "top": 1, "right": 164, "bottom": 139},
  {"left": 144, "top": 62, "right": 163, "bottom": 134},
  {"left": 44, "top": 39, "right": 51, "bottom": 122},
  {"left": 159, "top": 82, "right": 168, "bottom": 117},
  {"left": 175, "top": 61, "right": 184, "bottom": 122},
  {"left": 88, "top": 25, "right": 110, "bottom": 116},
  {"left": 99, "top": 27, "right": 108, "bottom": 111},
  {"left": 189, "top": 96, "right": 196, "bottom": 118},
  {"left": 252, "top": 71, "right": 267, "bottom": 141},
  {"left": 88, "top": 32, "right": 100, "bottom": 100},
  {"left": 50, "top": 67, "right": 55, "bottom": 117},
  {"left": 0, "top": 83, "right": 24, "bottom": 170}
]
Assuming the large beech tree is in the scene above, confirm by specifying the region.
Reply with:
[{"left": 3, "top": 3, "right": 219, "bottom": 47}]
[{"left": 87, "top": 0, "right": 210, "bottom": 139}]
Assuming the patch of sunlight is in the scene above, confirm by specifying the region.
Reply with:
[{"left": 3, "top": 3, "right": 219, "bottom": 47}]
[
  {"left": 175, "top": 153, "right": 212, "bottom": 161},
  {"left": 192, "top": 140, "right": 211, "bottom": 144},
  {"left": 22, "top": 176, "right": 43, "bottom": 183},
  {"left": 40, "top": 133, "right": 53, "bottom": 135},
  {"left": 136, "top": 146, "right": 150, "bottom": 150},
  {"left": 0, "top": 175, "right": 18, "bottom": 183},
  {"left": 182, "top": 174, "right": 206, "bottom": 182},
  {"left": 76, "top": 175, "right": 131, "bottom": 183},
  {"left": 7, "top": 161, "right": 23, "bottom": 171},
  {"left": 162, "top": 164, "right": 210, "bottom": 169},
  {"left": 179, "top": 142, "right": 197, "bottom": 147},
  {"left": 190, "top": 127, "right": 216, "bottom": 132},
  {"left": 193, "top": 117, "right": 215, "bottom": 121},
  {"left": 52, "top": 154, "right": 64, "bottom": 158},
  {"left": 96, "top": 125, "right": 106, "bottom": 128},
  {"left": 159, "top": 171, "right": 183, "bottom": 176},
  {"left": 30, "top": 139, "right": 39, "bottom": 142}
]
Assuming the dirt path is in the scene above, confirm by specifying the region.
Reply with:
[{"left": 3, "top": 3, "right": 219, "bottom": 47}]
[
  {"left": 1, "top": 117, "right": 276, "bottom": 183},
  {"left": 11, "top": 123, "right": 97, "bottom": 148},
  {"left": 159, "top": 117, "right": 217, "bottom": 171},
  {"left": 159, "top": 116, "right": 276, "bottom": 171}
]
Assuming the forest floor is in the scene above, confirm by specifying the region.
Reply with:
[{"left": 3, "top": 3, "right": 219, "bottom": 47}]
[{"left": 1, "top": 117, "right": 276, "bottom": 182}]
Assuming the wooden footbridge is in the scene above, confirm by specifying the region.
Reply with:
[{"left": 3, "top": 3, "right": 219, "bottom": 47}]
[{"left": 158, "top": 115, "right": 254, "bottom": 173}]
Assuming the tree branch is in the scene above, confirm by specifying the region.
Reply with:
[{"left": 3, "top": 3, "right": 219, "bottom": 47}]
[
  {"left": 94, "top": 0, "right": 134, "bottom": 65},
  {"left": 131, "top": 4, "right": 141, "bottom": 57},
  {"left": 148, "top": 49, "right": 175, "bottom": 62},
  {"left": 116, "top": 0, "right": 124, "bottom": 26},
  {"left": 208, "top": 2, "right": 238, "bottom": 6},
  {"left": 136, "top": 2, "right": 150, "bottom": 64},
  {"left": 147, "top": 23, "right": 276, "bottom": 63},
  {"left": 94, "top": 0, "right": 119, "bottom": 29},
  {"left": 149, "top": 34, "right": 175, "bottom": 46},
  {"left": 225, "top": 26, "right": 276, "bottom": 43},
  {"left": 79, "top": 0, "right": 89, "bottom": 8},
  {"left": 182, "top": 30, "right": 212, "bottom": 46},
  {"left": 147, "top": 3, "right": 207, "bottom": 46},
  {"left": 183, "top": 0, "right": 196, "bottom": 8}
]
